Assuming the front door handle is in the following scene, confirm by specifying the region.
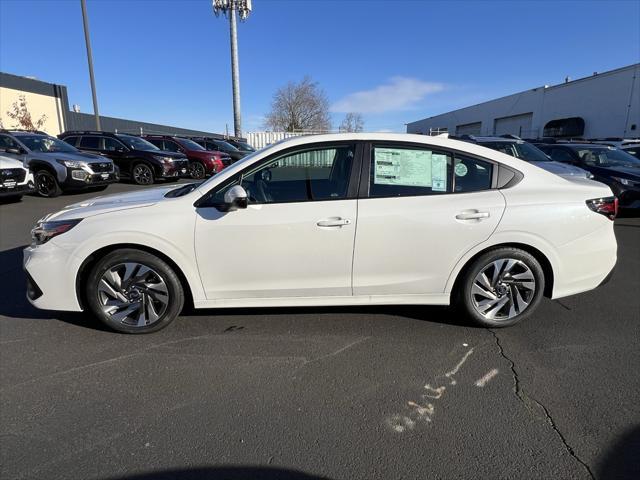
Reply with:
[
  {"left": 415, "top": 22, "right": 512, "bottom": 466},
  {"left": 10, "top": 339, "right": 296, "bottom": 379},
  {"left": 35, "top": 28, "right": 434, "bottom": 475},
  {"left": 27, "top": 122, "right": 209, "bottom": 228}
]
[
  {"left": 317, "top": 217, "right": 352, "bottom": 227},
  {"left": 456, "top": 211, "right": 490, "bottom": 220}
]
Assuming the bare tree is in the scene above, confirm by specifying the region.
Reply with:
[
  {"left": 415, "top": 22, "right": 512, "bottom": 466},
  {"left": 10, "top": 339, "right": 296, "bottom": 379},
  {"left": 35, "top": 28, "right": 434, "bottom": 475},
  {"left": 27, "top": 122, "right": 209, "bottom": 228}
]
[
  {"left": 6, "top": 95, "right": 47, "bottom": 131},
  {"left": 264, "top": 76, "right": 331, "bottom": 132},
  {"left": 339, "top": 112, "right": 364, "bottom": 133}
]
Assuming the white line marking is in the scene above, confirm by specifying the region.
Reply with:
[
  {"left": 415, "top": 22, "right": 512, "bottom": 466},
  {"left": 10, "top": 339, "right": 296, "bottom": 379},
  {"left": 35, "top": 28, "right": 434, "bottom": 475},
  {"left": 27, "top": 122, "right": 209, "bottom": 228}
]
[
  {"left": 475, "top": 368, "right": 499, "bottom": 387},
  {"left": 444, "top": 348, "right": 474, "bottom": 384}
]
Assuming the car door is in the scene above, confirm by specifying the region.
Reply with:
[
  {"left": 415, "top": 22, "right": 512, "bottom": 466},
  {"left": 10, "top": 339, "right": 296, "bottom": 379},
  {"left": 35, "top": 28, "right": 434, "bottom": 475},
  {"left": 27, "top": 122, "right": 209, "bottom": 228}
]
[
  {"left": 194, "top": 142, "right": 361, "bottom": 300},
  {"left": 102, "top": 137, "right": 128, "bottom": 170},
  {"left": 353, "top": 142, "right": 506, "bottom": 296}
]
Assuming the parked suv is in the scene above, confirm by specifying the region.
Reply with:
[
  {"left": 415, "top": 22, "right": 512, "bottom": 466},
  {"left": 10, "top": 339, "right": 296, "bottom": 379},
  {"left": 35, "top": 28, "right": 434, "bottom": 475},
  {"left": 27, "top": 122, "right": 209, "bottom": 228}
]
[
  {"left": 142, "top": 135, "right": 226, "bottom": 180},
  {"left": 226, "top": 138, "right": 256, "bottom": 154},
  {"left": 59, "top": 131, "right": 189, "bottom": 186},
  {"left": 0, "top": 152, "right": 35, "bottom": 201},
  {"left": 191, "top": 137, "right": 244, "bottom": 163},
  {"left": 537, "top": 142, "right": 640, "bottom": 210},
  {"left": 0, "top": 130, "right": 118, "bottom": 197},
  {"left": 455, "top": 135, "right": 592, "bottom": 179}
]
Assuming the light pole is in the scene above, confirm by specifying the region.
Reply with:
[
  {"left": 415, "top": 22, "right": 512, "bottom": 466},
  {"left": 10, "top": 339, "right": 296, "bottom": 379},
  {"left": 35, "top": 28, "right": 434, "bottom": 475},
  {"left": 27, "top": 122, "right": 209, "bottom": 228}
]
[
  {"left": 80, "top": 0, "right": 101, "bottom": 130},
  {"left": 213, "top": 0, "right": 252, "bottom": 139}
]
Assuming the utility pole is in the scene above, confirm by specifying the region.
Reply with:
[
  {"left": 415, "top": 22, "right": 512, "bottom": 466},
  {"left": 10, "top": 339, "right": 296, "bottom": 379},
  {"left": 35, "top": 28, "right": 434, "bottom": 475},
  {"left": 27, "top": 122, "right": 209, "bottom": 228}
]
[
  {"left": 213, "top": 0, "right": 252, "bottom": 139},
  {"left": 80, "top": 0, "right": 101, "bottom": 130}
]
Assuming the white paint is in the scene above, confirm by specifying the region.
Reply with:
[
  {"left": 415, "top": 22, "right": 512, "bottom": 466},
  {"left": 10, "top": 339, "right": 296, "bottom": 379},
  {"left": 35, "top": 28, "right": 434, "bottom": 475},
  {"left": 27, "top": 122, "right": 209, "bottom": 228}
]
[
  {"left": 423, "top": 384, "right": 446, "bottom": 399},
  {"left": 444, "top": 348, "right": 474, "bottom": 384},
  {"left": 462, "top": 343, "right": 468, "bottom": 347},
  {"left": 387, "top": 414, "right": 416, "bottom": 433},
  {"left": 475, "top": 368, "right": 499, "bottom": 387}
]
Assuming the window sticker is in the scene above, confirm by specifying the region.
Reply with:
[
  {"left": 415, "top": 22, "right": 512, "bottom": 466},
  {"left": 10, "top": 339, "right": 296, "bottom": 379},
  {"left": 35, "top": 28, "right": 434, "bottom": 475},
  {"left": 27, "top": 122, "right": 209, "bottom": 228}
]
[
  {"left": 374, "top": 148, "right": 433, "bottom": 187},
  {"left": 454, "top": 162, "right": 468, "bottom": 177},
  {"left": 431, "top": 153, "right": 448, "bottom": 191}
]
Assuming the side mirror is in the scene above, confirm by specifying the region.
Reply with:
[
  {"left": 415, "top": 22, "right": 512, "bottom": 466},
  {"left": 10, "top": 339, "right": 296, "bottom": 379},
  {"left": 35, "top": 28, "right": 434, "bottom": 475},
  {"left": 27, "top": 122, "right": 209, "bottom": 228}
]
[
  {"left": 5, "top": 147, "right": 24, "bottom": 155},
  {"left": 223, "top": 185, "right": 248, "bottom": 211}
]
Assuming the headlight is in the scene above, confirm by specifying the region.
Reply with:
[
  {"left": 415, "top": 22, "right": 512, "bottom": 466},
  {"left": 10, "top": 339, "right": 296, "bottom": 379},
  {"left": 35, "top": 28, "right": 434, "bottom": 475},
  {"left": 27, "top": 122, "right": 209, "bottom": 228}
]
[
  {"left": 154, "top": 155, "right": 174, "bottom": 163},
  {"left": 56, "top": 159, "right": 88, "bottom": 168},
  {"left": 31, "top": 219, "right": 82, "bottom": 246},
  {"left": 612, "top": 176, "right": 637, "bottom": 186}
]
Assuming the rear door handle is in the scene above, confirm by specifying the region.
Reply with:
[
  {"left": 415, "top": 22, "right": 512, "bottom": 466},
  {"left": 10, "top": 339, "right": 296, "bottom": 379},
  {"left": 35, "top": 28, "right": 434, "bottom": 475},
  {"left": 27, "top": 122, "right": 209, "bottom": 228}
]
[
  {"left": 317, "top": 217, "right": 352, "bottom": 227},
  {"left": 456, "top": 211, "right": 490, "bottom": 220}
]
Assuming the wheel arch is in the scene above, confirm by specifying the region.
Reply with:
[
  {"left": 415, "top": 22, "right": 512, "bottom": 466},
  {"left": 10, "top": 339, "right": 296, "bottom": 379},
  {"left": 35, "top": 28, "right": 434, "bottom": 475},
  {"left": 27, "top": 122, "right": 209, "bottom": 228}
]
[
  {"left": 75, "top": 243, "right": 195, "bottom": 311},
  {"left": 450, "top": 242, "right": 555, "bottom": 299}
]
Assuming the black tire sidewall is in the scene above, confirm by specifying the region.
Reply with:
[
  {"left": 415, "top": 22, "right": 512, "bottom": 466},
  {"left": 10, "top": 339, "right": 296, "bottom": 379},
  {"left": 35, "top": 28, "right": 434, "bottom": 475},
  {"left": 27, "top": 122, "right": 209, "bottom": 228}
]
[
  {"left": 132, "top": 163, "right": 154, "bottom": 185},
  {"left": 190, "top": 161, "right": 206, "bottom": 179},
  {"left": 86, "top": 249, "right": 184, "bottom": 334},
  {"left": 457, "top": 247, "right": 545, "bottom": 328},
  {"left": 35, "top": 170, "right": 61, "bottom": 197}
]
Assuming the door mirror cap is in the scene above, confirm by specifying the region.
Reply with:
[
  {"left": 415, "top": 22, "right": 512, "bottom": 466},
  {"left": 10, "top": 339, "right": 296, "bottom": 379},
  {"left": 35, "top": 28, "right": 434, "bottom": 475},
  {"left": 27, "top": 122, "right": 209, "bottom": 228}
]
[
  {"left": 223, "top": 185, "right": 248, "bottom": 211},
  {"left": 5, "top": 147, "right": 24, "bottom": 155}
]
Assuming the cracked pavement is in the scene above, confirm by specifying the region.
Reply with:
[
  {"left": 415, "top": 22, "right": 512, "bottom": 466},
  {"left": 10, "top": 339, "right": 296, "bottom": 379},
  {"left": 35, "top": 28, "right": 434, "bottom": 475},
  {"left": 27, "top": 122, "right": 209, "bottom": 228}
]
[{"left": 1, "top": 184, "right": 639, "bottom": 480}]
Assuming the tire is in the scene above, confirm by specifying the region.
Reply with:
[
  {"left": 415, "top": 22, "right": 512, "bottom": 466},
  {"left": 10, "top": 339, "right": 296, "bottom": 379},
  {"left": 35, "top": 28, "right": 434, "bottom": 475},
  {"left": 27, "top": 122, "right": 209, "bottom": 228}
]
[
  {"left": 455, "top": 247, "right": 545, "bottom": 328},
  {"left": 85, "top": 249, "right": 184, "bottom": 334},
  {"left": 35, "top": 170, "right": 62, "bottom": 197},
  {"left": 131, "top": 163, "right": 155, "bottom": 185},
  {"left": 189, "top": 161, "right": 206, "bottom": 180}
]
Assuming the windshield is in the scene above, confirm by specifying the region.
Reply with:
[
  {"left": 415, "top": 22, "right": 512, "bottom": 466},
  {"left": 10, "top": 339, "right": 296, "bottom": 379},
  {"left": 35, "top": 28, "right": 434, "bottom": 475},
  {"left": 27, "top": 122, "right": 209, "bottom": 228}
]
[
  {"left": 233, "top": 141, "right": 255, "bottom": 151},
  {"left": 18, "top": 135, "right": 79, "bottom": 153},
  {"left": 575, "top": 147, "right": 640, "bottom": 168},
  {"left": 481, "top": 141, "right": 550, "bottom": 162},
  {"left": 116, "top": 135, "right": 159, "bottom": 151},
  {"left": 215, "top": 140, "right": 240, "bottom": 152},
  {"left": 177, "top": 138, "right": 206, "bottom": 151}
]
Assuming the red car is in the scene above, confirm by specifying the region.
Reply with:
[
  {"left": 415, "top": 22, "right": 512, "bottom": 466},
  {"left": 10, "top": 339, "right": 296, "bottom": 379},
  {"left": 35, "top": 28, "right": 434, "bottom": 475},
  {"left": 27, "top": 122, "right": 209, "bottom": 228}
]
[{"left": 142, "top": 135, "right": 230, "bottom": 179}]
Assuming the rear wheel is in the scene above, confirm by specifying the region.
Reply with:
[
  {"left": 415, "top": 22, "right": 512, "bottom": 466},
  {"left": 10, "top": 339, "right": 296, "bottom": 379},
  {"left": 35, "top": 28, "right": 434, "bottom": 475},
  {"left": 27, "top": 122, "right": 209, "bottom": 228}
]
[
  {"left": 132, "top": 163, "right": 154, "bottom": 185},
  {"left": 35, "top": 170, "right": 62, "bottom": 197},
  {"left": 456, "top": 247, "right": 545, "bottom": 327},
  {"left": 86, "top": 249, "right": 184, "bottom": 334}
]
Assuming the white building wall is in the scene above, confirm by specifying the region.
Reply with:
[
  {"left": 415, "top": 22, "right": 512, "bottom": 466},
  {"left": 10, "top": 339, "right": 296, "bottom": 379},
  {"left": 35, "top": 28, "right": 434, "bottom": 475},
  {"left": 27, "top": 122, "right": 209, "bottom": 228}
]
[{"left": 407, "top": 64, "right": 640, "bottom": 139}]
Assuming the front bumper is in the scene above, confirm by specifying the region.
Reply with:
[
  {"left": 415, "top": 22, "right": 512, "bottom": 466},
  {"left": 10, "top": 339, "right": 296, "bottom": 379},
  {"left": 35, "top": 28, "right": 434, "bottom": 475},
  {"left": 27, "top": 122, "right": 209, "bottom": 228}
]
[
  {"left": 23, "top": 242, "right": 83, "bottom": 312},
  {"left": 62, "top": 169, "right": 119, "bottom": 188},
  {"left": 0, "top": 180, "right": 35, "bottom": 197},
  {"left": 160, "top": 161, "right": 190, "bottom": 178}
]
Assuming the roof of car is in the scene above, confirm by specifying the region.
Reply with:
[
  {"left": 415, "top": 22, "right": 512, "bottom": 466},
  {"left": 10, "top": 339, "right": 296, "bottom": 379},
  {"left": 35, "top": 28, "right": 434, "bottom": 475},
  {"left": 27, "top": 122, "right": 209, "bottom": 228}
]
[{"left": 2, "top": 130, "right": 49, "bottom": 136}]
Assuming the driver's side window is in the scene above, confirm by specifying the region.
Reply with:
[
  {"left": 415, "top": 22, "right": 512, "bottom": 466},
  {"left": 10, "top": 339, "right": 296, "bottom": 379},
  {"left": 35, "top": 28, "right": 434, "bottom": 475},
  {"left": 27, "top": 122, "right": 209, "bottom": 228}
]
[{"left": 239, "top": 145, "right": 355, "bottom": 204}]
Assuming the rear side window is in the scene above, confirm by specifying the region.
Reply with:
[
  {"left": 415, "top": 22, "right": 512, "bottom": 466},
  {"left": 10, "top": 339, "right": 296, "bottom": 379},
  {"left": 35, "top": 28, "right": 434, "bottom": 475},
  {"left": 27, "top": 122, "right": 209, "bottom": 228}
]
[
  {"left": 147, "top": 139, "right": 164, "bottom": 150},
  {"left": 453, "top": 155, "right": 493, "bottom": 193},
  {"left": 162, "top": 140, "right": 181, "bottom": 152},
  {"left": 79, "top": 136, "right": 101, "bottom": 149},
  {"left": 104, "top": 137, "right": 125, "bottom": 151},
  {"left": 550, "top": 148, "right": 574, "bottom": 162},
  {"left": 0, "top": 135, "right": 22, "bottom": 150},
  {"left": 369, "top": 146, "right": 451, "bottom": 197},
  {"left": 62, "top": 136, "right": 78, "bottom": 147}
]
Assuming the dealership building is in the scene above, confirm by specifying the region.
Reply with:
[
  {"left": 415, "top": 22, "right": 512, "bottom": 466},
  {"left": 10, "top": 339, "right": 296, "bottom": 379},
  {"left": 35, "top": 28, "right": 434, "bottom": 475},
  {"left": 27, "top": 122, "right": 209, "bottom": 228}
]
[{"left": 406, "top": 63, "right": 640, "bottom": 140}]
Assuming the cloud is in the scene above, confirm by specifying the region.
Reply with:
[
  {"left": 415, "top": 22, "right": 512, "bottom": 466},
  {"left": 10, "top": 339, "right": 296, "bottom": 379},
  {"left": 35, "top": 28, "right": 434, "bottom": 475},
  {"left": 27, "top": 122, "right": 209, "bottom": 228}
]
[{"left": 331, "top": 77, "right": 445, "bottom": 114}]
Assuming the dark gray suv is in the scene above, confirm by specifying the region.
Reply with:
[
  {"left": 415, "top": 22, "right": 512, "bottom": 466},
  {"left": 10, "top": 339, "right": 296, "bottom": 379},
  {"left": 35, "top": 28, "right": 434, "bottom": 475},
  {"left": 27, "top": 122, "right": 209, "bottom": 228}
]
[{"left": 0, "top": 130, "right": 118, "bottom": 197}]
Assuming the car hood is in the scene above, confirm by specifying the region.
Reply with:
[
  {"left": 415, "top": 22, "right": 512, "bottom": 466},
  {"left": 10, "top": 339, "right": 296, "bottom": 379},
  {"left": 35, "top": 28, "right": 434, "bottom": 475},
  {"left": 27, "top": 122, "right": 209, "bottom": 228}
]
[
  {"left": 0, "top": 155, "right": 26, "bottom": 169},
  {"left": 138, "top": 149, "right": 187, "bottom": 159},
  {"left": 44, "top": 184, "right": 181, "bottom": 221},
  {"left": 599, "top": 165, "right": 640, "bottom": 178},
  {"left": 37, "top": 151, "right": 106, "bottom": 162},
  {"left": 531, "top": 161, "right": 589, "bottom": 177}
]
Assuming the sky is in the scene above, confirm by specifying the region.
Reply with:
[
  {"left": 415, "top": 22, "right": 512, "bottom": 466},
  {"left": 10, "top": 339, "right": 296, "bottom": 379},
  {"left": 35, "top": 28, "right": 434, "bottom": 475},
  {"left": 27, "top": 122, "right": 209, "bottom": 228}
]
[{"left": 1, "top": 0, "right": 639, "bottom": 134}]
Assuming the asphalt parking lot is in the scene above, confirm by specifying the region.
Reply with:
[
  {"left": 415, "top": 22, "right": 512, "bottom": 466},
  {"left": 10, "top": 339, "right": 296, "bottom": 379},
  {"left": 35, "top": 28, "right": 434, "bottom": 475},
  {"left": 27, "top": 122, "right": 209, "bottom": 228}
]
[{"left": 1, "top": 183, "right": 639, "bottom": 480}]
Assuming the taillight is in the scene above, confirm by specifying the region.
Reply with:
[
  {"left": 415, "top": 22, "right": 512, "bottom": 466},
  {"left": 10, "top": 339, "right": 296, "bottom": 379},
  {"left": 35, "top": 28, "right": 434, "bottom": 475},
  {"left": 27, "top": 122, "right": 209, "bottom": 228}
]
[{"left": 586, "top": 196, "right": 618, "bottom": 220}]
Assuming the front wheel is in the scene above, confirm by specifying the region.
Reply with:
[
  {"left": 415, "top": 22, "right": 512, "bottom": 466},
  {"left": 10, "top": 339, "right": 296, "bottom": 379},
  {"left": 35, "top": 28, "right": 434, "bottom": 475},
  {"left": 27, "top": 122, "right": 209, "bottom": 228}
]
[
  {"left": 131, "top": 163, "right": 154, "bottom": 185},
  {"left": 189, "top": 161, "right": 206, "bottom": 179},
  {"left": 456, "top": 247, "right": 545, "bottom": 327},
  {"left": 35, "top": 170, "right": 62, "bottom": 197},
  {"left": 86, "top": 249, "right": 184, "bottom": 333}
]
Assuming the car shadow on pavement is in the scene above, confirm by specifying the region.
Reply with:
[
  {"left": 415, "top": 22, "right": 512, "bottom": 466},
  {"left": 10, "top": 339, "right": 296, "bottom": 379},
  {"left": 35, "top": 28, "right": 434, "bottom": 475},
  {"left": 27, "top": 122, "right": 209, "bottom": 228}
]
[
  {"left": 0, "top": 245, "right": 110, "bottom": 331},
  {"left": 1, "top": 244, "right": 472, "bottom": 331},
  {"left": 598, "top": 425, "right": 640, "bottom": 480},
  {"left": 100, "top": 467, "right": 331, "bottom": 480}
]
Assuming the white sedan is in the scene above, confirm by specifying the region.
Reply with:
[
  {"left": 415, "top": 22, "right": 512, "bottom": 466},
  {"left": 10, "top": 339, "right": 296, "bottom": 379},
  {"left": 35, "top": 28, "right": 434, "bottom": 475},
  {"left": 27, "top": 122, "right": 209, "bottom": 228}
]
[{"left": 24, "top": 133, "right": 617, "bottom": 333}]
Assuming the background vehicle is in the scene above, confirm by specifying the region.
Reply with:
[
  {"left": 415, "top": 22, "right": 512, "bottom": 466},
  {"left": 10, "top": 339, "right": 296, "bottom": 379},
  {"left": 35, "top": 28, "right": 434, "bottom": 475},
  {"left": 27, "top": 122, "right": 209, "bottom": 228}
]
[
  {"left": 142, "top": 135, "right": 226, "bottom": 179},
  {"left": 191, "top": 137, "right": 245, "bottom": 163},
  {"left": 60, "top": 131, "right": 189, "bottom": 186},
  {"left": 455, "top": 134, "right": 592, "bottom": 179},
  {"left": 0, "top": 153, "right": 34, "bottom": 201},
  {"left": 621, "top": 143, "right": 640, "bottom": 160},
  {"left": 0, "top": 130, "right": 117, "bottom": 197},
  {"left": 24, "top": 133, "right": 617, "bottom": 334},
  {"left": 226, "top": 139, "right": 256, "bottom": 153},
  {"left": 537, "top": 142, "right": 640, "bottom": 210}
]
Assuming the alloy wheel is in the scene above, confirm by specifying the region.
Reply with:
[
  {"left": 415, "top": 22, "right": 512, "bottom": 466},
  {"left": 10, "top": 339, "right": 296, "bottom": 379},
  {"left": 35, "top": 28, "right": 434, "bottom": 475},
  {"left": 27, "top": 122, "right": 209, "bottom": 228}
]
[
  {"left": 97, "top": 262, "right": 169, "bottom": 327},
  {"left": 133, "top": 165, "right": 153, "bottom": 185},
  {"left": 190, "top": 162, "right": 206, "bottom": 179},
  {"left": 36, "top": 172, "right": 56, "bottom": 197},
  {"left": 470, "top": 258, "right": 536, "bottom": 321}
]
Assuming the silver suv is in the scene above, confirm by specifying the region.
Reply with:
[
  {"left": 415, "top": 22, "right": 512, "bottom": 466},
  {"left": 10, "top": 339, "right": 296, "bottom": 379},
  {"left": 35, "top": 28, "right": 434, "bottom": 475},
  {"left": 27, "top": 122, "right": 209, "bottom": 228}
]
[{"left": 0, "top": 130, "right": 118, "bottom": 197}]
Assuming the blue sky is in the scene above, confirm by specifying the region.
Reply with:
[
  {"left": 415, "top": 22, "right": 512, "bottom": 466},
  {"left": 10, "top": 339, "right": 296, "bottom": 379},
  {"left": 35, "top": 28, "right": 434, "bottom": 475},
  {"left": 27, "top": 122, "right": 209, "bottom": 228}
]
[{"left": 1, "top": 0, "right": 639, "bottom": 133}]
